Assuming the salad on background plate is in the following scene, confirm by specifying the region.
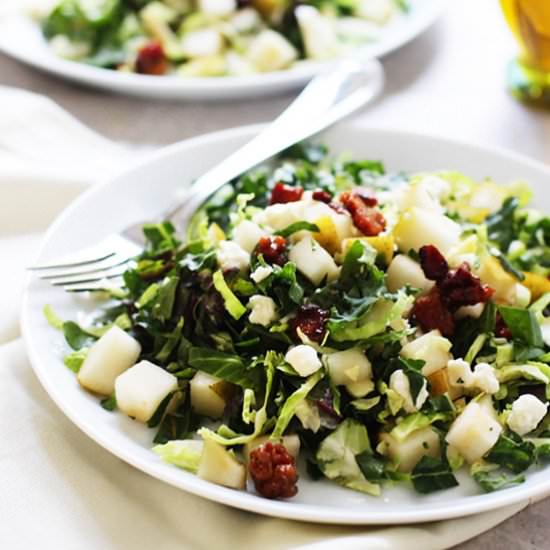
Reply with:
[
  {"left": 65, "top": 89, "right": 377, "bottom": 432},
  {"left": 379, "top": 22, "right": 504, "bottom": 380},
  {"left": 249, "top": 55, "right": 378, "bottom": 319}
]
[
  {"left": 45, "top": 142, "right": 550, "bottom": 500},
  {"left": 32, "top": 0, "right": 408, "bottom": 77}
]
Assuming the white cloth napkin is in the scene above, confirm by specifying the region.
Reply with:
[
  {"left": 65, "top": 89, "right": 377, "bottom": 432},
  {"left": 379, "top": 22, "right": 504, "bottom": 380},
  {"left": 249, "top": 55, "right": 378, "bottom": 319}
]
[{"left": 0, "top": 87, "right": 530, "bottom": 550}]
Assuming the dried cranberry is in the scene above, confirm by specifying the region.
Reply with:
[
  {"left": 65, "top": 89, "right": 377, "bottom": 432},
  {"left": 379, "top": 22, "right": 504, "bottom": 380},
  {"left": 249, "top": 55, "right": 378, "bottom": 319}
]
[
  {"left": 290, "top": 304, "right": 330, "bottom": 343},
  {"left": 312, "top": 189, "right": 332, "bottom": 203},
  {"left": 340, "top": 192, "right": 386, "bottom": 236},
  {"left": 419, "top": 245, "right": 449, "bottom": 282},
  {"left": 270, "top": 182, "right": 304, "bottom": 205},
  {"left": 495, "top": 312, "right": 513, "bottom": 339},
  {"left": 439, "top": 263, "right": 494, "bottom": 311},
  {"left": 316, "top": 389, "right": 342, "bottom": 419},
  {"left": 411, "top": 288, "right": 455, "bottom": 337},
  {"left": 256, "top": 236, "right": 288, "bottom": 266},
  {"left": 136, "top": 41, "right": 167, "bottom": 75},
  {"left": 249, "top": 442, "right": 298, "bottom": 499}
]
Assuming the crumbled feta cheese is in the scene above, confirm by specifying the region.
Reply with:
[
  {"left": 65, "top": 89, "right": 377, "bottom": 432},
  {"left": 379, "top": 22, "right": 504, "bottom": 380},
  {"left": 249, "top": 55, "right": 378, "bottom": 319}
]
[
  {"left": 285, "top": 345, "right": 322, "bottom": 377},
  {"left": 472, "top": 363, "right": 500, "bottom": 395},
  {"left": 447, "top": 359, "right": 474, "bottom": 388},
  {"left": 217, "top": 240, "right": 250, "bottom": 271},
  {"left": 507, "top": 394, "right": 548, "bottom": 436},
  {"left": 251, "top": 265, "right": 273, "bottom": 283},
  {"left": 389, "top": 369, "right": 428, "bottom": 413},
  {"left": 248, "top": 295, "right": 278, "bottom": 327},
  {"left": 233, "top": 219, "right": 267, "bottom": 254}
]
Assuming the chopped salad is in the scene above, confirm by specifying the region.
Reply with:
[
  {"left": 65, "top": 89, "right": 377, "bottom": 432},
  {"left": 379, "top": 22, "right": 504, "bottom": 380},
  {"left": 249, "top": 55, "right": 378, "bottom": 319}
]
[
  {"left": 46, "top": 142, "right": 550, "bottom": 499},
  {"left": 33, "top": 0, "right": 408, "bottom": 77}
]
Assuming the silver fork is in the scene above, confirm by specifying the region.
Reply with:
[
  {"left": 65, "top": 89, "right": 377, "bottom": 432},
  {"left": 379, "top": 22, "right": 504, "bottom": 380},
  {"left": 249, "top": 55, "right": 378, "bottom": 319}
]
[{"left": 30, "top": 59, "right": 385, "bottom": 292}]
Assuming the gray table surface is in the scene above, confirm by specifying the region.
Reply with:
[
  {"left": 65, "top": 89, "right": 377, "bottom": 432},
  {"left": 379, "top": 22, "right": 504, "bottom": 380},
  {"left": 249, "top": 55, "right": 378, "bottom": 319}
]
[{"left": 1, "top": 0, "right": 550, "bottom": 548}]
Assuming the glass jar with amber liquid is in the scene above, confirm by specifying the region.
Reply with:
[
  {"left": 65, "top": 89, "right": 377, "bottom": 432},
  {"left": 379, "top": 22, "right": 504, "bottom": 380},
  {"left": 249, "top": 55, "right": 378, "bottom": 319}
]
[{"left": 501, "top": 0, "right": 550, "bottom": 104}]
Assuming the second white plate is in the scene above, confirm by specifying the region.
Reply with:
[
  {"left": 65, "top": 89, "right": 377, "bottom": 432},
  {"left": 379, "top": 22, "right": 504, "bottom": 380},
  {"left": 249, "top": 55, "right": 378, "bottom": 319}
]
[{"left": 0, "top": 1, "right": 446, "bottom": 100}]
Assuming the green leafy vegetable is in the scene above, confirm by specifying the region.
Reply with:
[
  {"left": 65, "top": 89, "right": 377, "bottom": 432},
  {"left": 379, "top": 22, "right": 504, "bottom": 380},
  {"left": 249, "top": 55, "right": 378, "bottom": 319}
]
[
  {"left": 63, "top": 321, "right": 97, "bottom": 350},
  {"left": 317, "top": 419, "right": 380, "bottom": 495},
  {"left": 188, "top": 347, "right": 259, "bottom": 389},
  {"left": 499, "top": 306, "right": 544, "bottom": 348},
  {"left": 485, "top": 431, "right": 536, "bottom": 474},
  {"left": 212, "top": 270, "right": 246, "bottom": 320},
  {"left": 63, "top": 348, "right": 88, "bottom": 373},
  {"left": 275, "top": 221, "right": 319, "bottom": 238},
  {"left": 272, "top": 370, "right": 324, "bottom": 438},
  {"left": 100, "top": 394, "right": 117, "bottom": 411},
  {"left": 411, "top": 456, "right": 458, "bottom": 494},
  {"left": 153, "top": 440, "right": 203, "bottom": 473},
  {"left": 43, "top": 304, "right": 64, "bottom": 330}
]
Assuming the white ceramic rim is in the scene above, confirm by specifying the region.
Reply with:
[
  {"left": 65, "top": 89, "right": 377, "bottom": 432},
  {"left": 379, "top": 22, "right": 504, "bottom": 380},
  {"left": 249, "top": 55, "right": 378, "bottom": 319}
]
[{"left": 21, "top": 124, "right": 550, "bottom": 524}]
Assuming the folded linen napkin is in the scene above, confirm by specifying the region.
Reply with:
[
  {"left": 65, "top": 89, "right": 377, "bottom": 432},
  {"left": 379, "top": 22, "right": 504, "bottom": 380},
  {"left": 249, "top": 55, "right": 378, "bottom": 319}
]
[{"left": 0, "top": 86, "right": 530, "bottom": 550}]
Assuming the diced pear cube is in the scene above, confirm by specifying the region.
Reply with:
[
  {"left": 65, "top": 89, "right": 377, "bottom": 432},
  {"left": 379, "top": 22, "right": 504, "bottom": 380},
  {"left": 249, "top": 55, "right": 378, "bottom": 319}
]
[
  {"left": 295, "top": 5, "right": 339, "bottom": 60},
  {"left": 289, "top": 235, "right": 339, "bottom": 285},
  {"left": 445, "top": 402, "right": 502, "bottom": 463},
  {"left": 400, "top": 330, "right": 452, "bottom": 376},
  {"left": 477, "top": 255, "right": 517, "bottom": 304},
  {"left": 386, "top": 254, "right": 434, "bottom": 294},
  {"left": 247, "top": 29, "right": 297, "bottom": 72},
  {"left": 427, "top": 368, "right": 463, "bottom": 400},
  {"left": 325, "top": 348, "right": 372, "bottom": 386},
  {"left": 243, "top": 434, "right": 301, "bottom": 463},
  {"left": 393, "top": 207, "right": 461, "bottom": 255},
  {"left": 313, "top": 215, "right": 340, "bottom": 255},
  {"left": 233, "top": 220, "right": 267, "bottom": 253},
  {"left": 77, "top": 326, "right": 141, "bottom": 396},
  {"left": 345, "top": 378, "right": 375, "bottom": 398},
  {"left": 190, "top": 372, "right": 229, "bottom": 419},
  {"left": 115, "top": 360, "right": 178, "bottom": 423},
  {"left": 181, "top": 28, "right": 224, "bottom": 58},
  {"left": 198, "top": 0, "right": 236, "bottom": 17},
  {"left": 380, "top": 426, "right": 440, "bottom": 472},
  {"left": 198, "top": 438, "right": 246, "bottom": 489}
]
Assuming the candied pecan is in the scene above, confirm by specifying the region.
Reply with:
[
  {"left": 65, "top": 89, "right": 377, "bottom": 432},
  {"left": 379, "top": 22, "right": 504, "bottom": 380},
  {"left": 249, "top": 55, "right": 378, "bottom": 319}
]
[
  {"left": 249, "top": 442, "right": 298, "bottom": 499},
  {"left": 312, "top": 189, "right": 333, "bottom": 203},
  {"left": 495, "top": 312, "right": 512, "bottom": 339},
  {"left": 439, "top": 263, "right": 494, "bottom": 311},
  {"left": 353, "top": 188, "right": 378, "bottom": 207},
  {"left": 328, "top": 202, "right": 347, "bottom": 215},
  {"left": 290, "top": 304, "right": 330, "bottom": 343},
  {"left": 136, "top": 41, "right": 167, "bottom": 75},
  {"left": 340, "top": 192, "right": 386, "bottom": 236},
  {"left": 256, "top": 236, "right": 288, "bottom": 266},
  {"left": 411, "top": 288, "right": 455, "bottom": 337},
  {"left": 270, "top": 182, "right": 304, "bottom": 205},
  {"left": 419, "top": 245, "right": 449, "bottom": 282}
]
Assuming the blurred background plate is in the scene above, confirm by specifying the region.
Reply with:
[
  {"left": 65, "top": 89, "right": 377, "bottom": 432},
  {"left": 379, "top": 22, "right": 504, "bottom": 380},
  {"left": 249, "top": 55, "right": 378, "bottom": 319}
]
[
  {"left": 0, "top": 0, "right": 447, "bottom": 101},
  {"left": 21, "top": 124, "right": 550, "bottom": 524}
]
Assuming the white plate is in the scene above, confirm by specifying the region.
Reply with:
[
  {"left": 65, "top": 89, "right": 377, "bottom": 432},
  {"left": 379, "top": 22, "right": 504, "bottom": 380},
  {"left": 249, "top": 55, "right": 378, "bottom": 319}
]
[
  {"left": 21, "top": 125, "right": 550, "bottom": 524},
  {"left": 0, "top": 1, "right": 446, "bottom": 100}
]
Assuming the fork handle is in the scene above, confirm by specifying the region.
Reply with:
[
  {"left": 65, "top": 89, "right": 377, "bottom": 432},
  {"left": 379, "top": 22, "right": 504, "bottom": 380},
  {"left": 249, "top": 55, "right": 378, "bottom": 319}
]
[{"left": 168, "top": 58, "right": 385, "bottom": 223}]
